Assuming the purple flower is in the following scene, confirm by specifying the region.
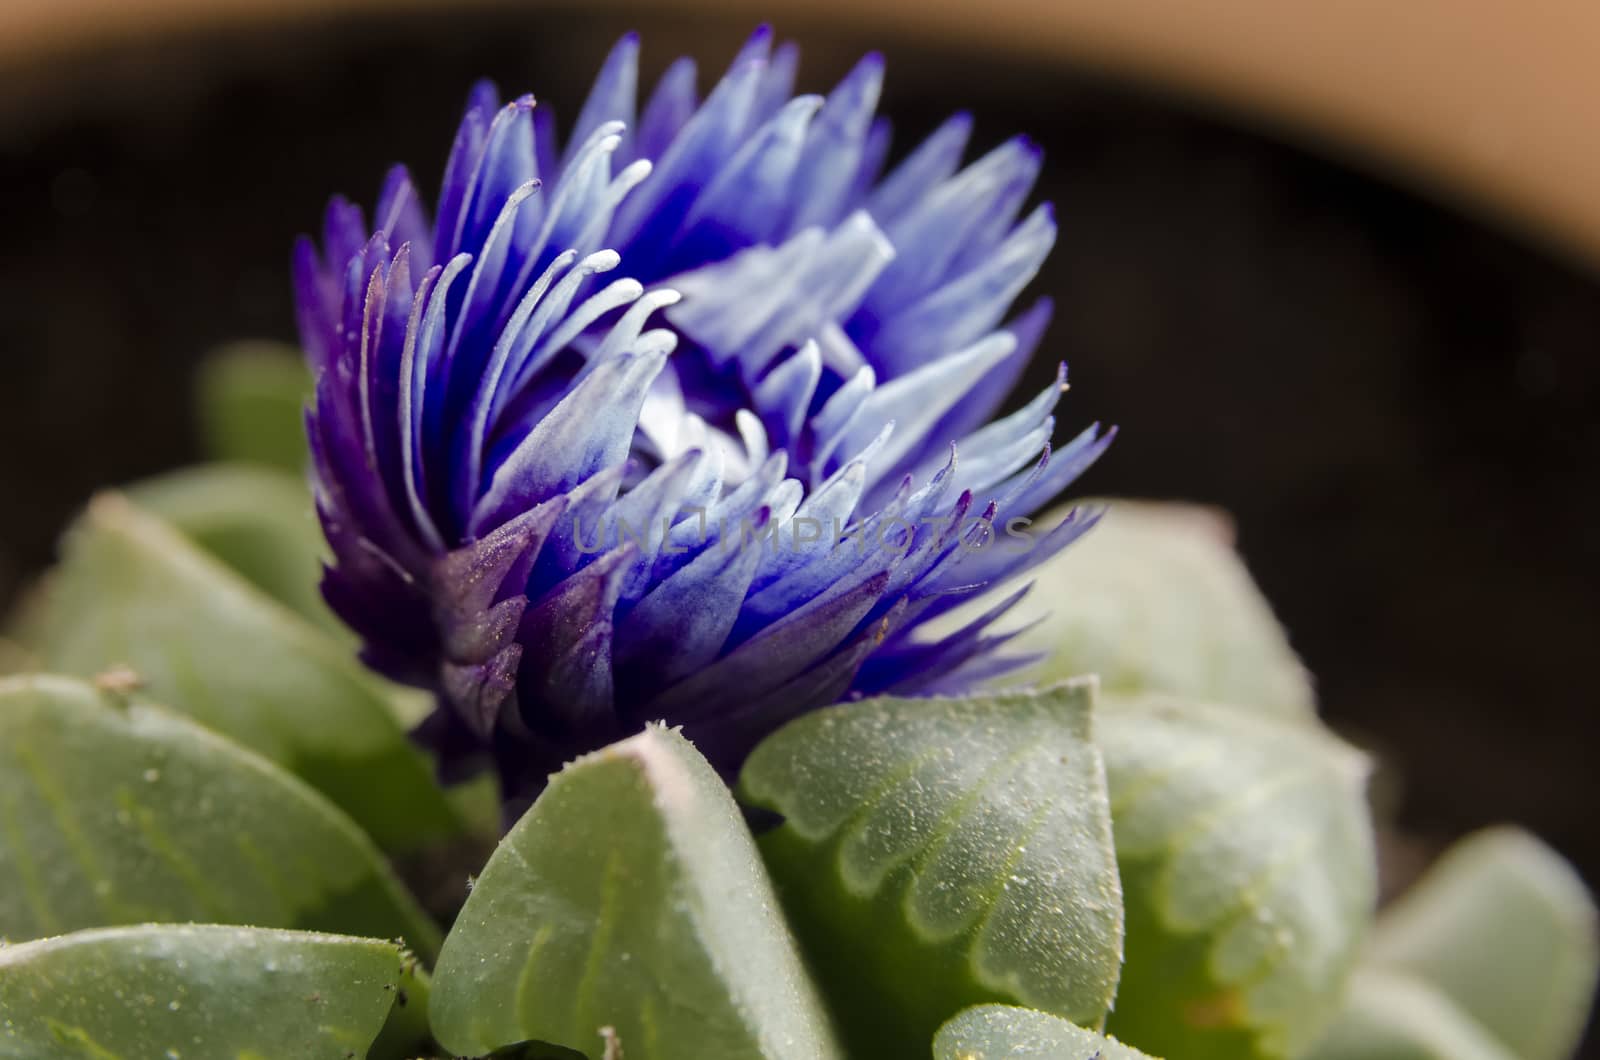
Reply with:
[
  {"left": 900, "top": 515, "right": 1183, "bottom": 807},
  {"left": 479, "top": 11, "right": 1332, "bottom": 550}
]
[{"left": 294, "top": 28, "right": 1112, "bottom": 807}]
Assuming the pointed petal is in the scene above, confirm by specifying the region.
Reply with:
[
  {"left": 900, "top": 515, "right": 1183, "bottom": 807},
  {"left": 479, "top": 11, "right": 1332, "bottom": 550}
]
[
  {"left": 616, "top": 507, "right": 769, "bottom": 683},
  {"left": 784, "top": 52, "right": 884, "bottom": 233},
  {"left": 564, "top": 32, "right": 638, "bottom": 177},
  {"left": 473, "top": 349, "right": 666, "bottom": 532},
  {"left": 635, "top": 56, "right": 698, "bottom": 164}
]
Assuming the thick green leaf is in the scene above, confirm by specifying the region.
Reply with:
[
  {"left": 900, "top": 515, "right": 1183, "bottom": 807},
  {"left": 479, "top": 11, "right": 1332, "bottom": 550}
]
[
  {"left": 0, "top": 673, "right": 439, "bottom": 958},
  {"left": 21, "top": 495, "right": 458, "bottom": 853},
  {"left": 1302, "top": 969, "right": 1517, "bottom": 1060},
  {"left": 1098, "top": 695, "right": 1375, "bottom": 1059},
  {"left": 121, "top": 465, "right": 454, "bottom": 738},
  {"left": 0, "top": 924, "right": 400, "bottom": 1059},
  {"left": 195, "top": 340, "right": 312, "bottom": 473},
  {"left": 740, "top": 681, "right": 1124, "bottom": 1056},
  {"left": 950, "top": 501, "right": 1313, "bottom": 719},
  {"left": 430, "top": 725, "right": 842, "bottom": 1060},
  {"left": 368, "top": 959, "right": 435, "bottom": 1060},
  {"left": 1366, "top": 827, "right": 1598, "bottom": 1060},
  {"left": 125, "top": 463, "right": 337, "bottom": 637},
  {"left": 934, "top": 1004, "right": 1160, "bottom": 1059},
  {"left": 121, "top": 464, "right": 490, "bottom": 837}
]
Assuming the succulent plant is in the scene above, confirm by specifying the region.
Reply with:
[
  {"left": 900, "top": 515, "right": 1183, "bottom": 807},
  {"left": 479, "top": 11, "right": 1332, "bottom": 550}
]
[{"left": 1, "top": 29, "right": 1593, "bottom": 1060}]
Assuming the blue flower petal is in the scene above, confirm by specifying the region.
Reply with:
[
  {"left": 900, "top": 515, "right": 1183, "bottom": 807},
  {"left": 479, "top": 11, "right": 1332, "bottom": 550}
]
[{"left": 297, "top": 31, "right": 1113, "bottom": 799}]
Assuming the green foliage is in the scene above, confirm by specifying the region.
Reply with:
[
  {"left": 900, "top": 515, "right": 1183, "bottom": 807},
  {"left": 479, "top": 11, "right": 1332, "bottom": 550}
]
[
  {"left": 934, "top": 1004, "right": 1161, "bottom": 1059},
  {"left": 194, "top": 341, "right": 312, "bottom": 473},
  {"left": 429, "top": 725, "right": 841, "bottom": 1060},
  {"left": 367, "top": 960, "right": 435, "bottom": 1060},
  {"left": 0, "top": 924, "right": 401, "bottom": 1059},
  {"left": 1303, "top": 969, "right": 1517, "bottom": 1060},
  {"left": 121, "top": 464, "right": 451, "bottom": 737},
  {"left": 1097, "top": 694, "right": 1376, "bottom": 1059},
  {"left": 1, "top": 378, "right": 1589, "bottom": 1060},
  {"left": 17, "top": 494, "right": 459, "bottom": 854},
  {"left": 1364, "top": 827, "right": 1599, "bottom": 1060},
  {"left": 0, "top": 673, "right": 439, "bottom": 958},
  {"left": 955, "top": 501, "right": 1314, "bottom": 718},
  {"left": 740, "top": 681, "right": 1124, "bottom": 1055},
  {"left": 125, "top": 463, "right": 338, "bottom": 637}
]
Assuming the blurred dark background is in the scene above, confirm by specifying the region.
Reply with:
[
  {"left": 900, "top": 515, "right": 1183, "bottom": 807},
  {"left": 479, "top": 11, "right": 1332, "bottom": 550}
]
[{"left": 0, "top": 5, "right": 1596, "bottom": 1042}]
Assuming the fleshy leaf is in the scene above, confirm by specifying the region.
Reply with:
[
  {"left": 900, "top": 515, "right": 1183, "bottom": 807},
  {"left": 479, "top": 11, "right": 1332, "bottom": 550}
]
[
  {"left": 1365, "top": 827, "right": 1599, "bottom": 1060},
  {"left": 0, "top": 673, "right": 439, "bottom": 958},
  {"left": 1302, "top": 968, "right": 1517, "bottom": 1060},
  {"left": 945, "top": 500, "right": 1313, "bottom": 718},
  {"left": 124, "top": 464, "right": 461, "bottom": 743},
  {"left": 934, "top": 1004, "right": 1161, "bottom": 1059},
  {"left": 0, "top": 924, "right": 401, "bottom": 1059},
  {"left": 195, "top": 340, "right": 313, "bottom": 472},
  {"left": 125, "top": 463, "right": 338, "bottom": 637},
  {"left": 368, "top": 959, "right": 435, "bottom": 1060},
  {"left": 18, "top": 495, "right": 460, "bottom": 853},
  {"left": 1098, "top": 694, "right": 1375, "bottom": 1059},
  {"left": 429, "top": 724, "right": 842, "bottom": 1060},
  {"left": 739, "top": 680, "right": 1124, "bottom": 1056}
]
